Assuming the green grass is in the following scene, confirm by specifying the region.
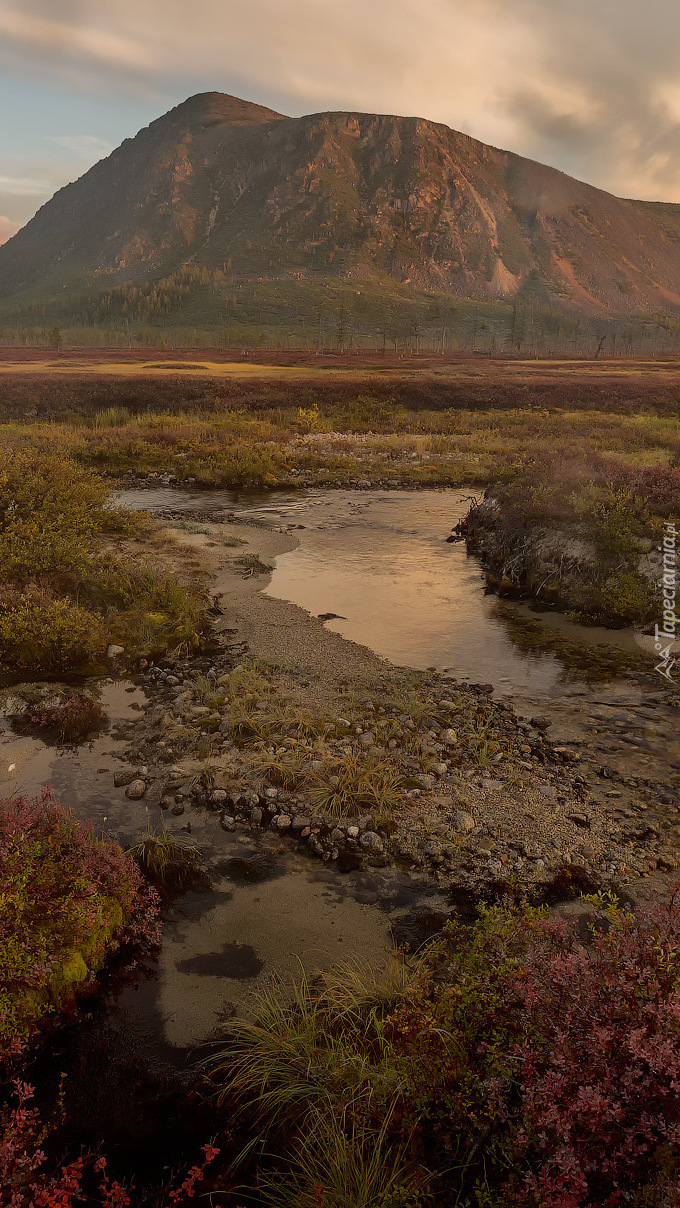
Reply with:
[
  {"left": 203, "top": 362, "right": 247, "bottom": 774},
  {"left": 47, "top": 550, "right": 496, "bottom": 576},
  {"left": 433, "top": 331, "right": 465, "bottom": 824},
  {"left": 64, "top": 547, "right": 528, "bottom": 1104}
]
[{"left": 0, "top": 447, "right": 205, "bottom": 674}]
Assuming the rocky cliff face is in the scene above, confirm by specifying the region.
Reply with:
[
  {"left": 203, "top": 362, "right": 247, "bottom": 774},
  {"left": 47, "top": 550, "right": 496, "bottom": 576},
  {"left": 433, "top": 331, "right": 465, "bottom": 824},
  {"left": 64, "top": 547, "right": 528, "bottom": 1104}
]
[{"left": 3, "top": 90, "right": 680, "bottom": 316}]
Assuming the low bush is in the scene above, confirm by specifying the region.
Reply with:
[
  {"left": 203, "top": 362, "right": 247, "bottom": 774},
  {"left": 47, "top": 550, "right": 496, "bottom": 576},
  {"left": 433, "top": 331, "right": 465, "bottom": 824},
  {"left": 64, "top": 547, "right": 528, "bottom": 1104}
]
[
  {"left": 0, "top": 449, "right": 204, "bottom": 674},
  {"left": 0, "top": 791, "right": 160, "bottom": 1045},
  {"left": 0, "top": 588, "right": 104, "bottom": 672},
  {"left": 22, "top": 693, "right": 106, "bottom": 743},
  {"left": 209, "top": 894, "right": 680, "bottom": 1207}
]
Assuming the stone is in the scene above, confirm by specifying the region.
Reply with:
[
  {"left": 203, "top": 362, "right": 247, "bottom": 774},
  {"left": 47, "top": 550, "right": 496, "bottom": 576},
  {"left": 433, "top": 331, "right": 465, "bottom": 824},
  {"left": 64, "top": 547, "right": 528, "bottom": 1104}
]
[
  {"left": 538, "top": 784, "right": 557, "bottom": 801},
  {"left": 190, "top": 706, "right": 211, "bottom": 717},
  {"left": 453, "top": 811, "right": 476, "bottom": 833},
  {"left": 330, "top": 827, "right": 345, "bottom": 844},
  {"left": 276, "top": 814, "right": 292, "bottom": 832},
  {"left": 250, "top": 806, "right": 263, "bottom": 826},
  {"left": 171, "top": 802, "right": 185, "bottom": 816},
  {"left": 567, "top": 812, "right": 590, "bottom": 828},
  {"left": 114, "top": 770, "right": 136, "bottom": 788},
  {"left": 531, "top": 716, "right": 552, "bottom": 729},
  {"left": 359, "top": 831, "right": 384, "bottom": 853},
  {"left": 358, "top": 732, "right": 375, "bottom": 747},
  {"left": 125, "top": 779, "right": 147, "bottom": 800},
  {"left": 481, "top": 778, "right": 502, "bottom": 792},
  {"left": 210, "top": 789, "right": 229, "bottom": 806},
  {"left": 160, "top": 796, "right": 173, "bottom": 810},
  {"left": 423, "top": 840, "right": 443, "bottom": 859},
  {"left": 346, "top": 825, "right": 360, "bottom": 840},
  {"left": 658, "top": 854, "right": 678, "bottom": 871},
  {"left": 264, "top": 787, "right": 279, "bottom": 800},
  {"left": 220, "top": 813, "right": 236, "bottom": 832},
  {"left": 291, "top": 814, "right": 312, "bottom": 832},
  {"left": 441, "top": 728, "right": 458, "bottom": 746},
  {"left": 106, "top": 644, "right": 125, "bottom": 658},
  {"left": 433, "top": 762, "right": 448, "bottom": 777}
]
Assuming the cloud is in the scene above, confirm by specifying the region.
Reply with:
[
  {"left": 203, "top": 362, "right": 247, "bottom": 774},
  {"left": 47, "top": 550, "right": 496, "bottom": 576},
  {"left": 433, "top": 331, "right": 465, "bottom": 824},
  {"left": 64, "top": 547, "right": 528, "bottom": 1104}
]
[
  {"left": 0, "top": 0, "right": 680, "bottom": 199},
  {"left": 0, "top": 173, "right": 54, "bottom": 195},
  {"left": 0, "top": 215, "right": 19, "bottom": 244},
  {"left": 50, "top": 134, "right": 115, "bottom": 158}
]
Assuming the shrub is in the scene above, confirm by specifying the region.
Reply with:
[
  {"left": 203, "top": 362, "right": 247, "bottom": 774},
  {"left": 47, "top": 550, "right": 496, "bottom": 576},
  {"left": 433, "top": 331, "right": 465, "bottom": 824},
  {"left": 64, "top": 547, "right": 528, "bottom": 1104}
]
[
  {"left": 0, "top": 589, "right": 104, "bottom": 672},
  {"left": 0, "top": 1079, "right": 220, "bottom": 1208},
  {"left": 23, "top": 693, "right": 106, "bottom": 743},
  {"left": 209, "top": 896, "right": 680, "bottom": 1207},
  {"left": 0, "top": 791, "right": 160, "bottom": 1045},
  {"left": 0, "top": 448, "right": 109, "bottom": 581}
]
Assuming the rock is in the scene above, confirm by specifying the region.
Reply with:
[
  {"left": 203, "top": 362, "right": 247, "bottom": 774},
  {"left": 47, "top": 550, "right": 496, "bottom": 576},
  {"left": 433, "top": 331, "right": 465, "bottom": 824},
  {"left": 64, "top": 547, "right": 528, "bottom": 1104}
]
[
  {"left": 210, "top": 789, "right": 229, "bottom": 806},
  {"left": 567, "top": 812, "right": 590, "bottom": 828},
  {"left": 107, "top": 645, "right": 125, "bottom": 659},
  {"left": 481, "top": 778, "right": 502, "bottom": 792},
  {"left": 291, "top": 814, "right": 312, "bottom": 832},
  {"left": 160, "top": 796, "right": 174, "bottom": 810},
  {"left": 220, "top": 813, "right": 236, "bottom": 832},
  {"left": 171, "top": 802, "right": 185, "bottom": 816},
  {"left": 433, "top": 762, "right": 448, "bottom": 777},
  {"left": 538, "top": 784, "right": 557, "bottom": 801},
  {"left": 250, "top": 806, "right": 263, "bottom": 826},
  {"left": 423, "top": 840, "right": 443, "bottom": 859},
  {"left": 358, "top": 732, "right": 375, "bottom": 748},
  {"left": 359, "top": 831, "right": 384, "bottom": 853},
  {"left": 346, "top": 825, "right": 360, "bottom": 840},
  {"left": 441, "top": 728, "right": 458, "bottom": 746},
  {"left": 453, "top": 811, "right": 476, "bottom": 833},
  {"left": 276, "top": 814, "right": 292, "bottom": 832},
  {"left": 264, "top": 787, "right": 279, "bottom": 800},
  {"left": 330, "top": 827, "right": 345, "bottom": 844},
  {"left": 114, "top": 770, "right": 136, "bottom": 788},
  {"left": 531, "top": 715, "right": 552, "bottom": 729},
  {"left": 658, "top": 854, "right": 679, "bottom": 871},
  {"left": 125, "top": 779, "right": 147, "bottom": 800},
  {"left": 190, "top": 706, "right": 211, "bottom": 717}
]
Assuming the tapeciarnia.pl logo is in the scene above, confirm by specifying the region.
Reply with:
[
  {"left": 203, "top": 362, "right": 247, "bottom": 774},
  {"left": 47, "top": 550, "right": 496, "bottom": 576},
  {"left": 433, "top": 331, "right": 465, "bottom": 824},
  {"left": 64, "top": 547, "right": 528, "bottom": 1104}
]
[{"left": 655, "top": 520, "right": 677, "bottom": 683}]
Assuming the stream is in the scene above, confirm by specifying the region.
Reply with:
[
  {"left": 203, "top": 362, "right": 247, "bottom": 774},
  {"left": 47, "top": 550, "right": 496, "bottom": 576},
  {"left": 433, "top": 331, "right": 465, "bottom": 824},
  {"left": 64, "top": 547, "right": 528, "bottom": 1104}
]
[{"left": 3, "top": 487, "right": 679, "bottom": 1061}]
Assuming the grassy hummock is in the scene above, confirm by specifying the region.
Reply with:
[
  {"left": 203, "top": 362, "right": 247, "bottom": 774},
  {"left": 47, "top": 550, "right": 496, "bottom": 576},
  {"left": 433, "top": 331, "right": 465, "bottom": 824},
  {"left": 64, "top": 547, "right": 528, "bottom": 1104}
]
[
  {"left": 0, "top": 448, "right": 205, "bottom": 674},
  {"left": 0, "top": 791, "right": 160, "bottom": 1045}
]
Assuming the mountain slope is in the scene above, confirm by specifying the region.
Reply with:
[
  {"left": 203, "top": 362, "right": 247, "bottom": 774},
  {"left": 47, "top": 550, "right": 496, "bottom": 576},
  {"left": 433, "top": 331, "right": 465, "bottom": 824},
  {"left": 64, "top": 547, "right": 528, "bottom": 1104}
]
[{"left": 3, "top": 91, "right": 680, "bottom": 319}]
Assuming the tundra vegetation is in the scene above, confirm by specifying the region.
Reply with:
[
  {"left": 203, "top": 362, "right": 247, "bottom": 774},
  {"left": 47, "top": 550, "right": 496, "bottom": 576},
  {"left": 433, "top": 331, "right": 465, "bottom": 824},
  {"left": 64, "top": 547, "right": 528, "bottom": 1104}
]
[
  {"left": 0, "top": 362, "right": 677, "bottom": 624},
  {"left": 0, "top": 448, "right": 204, "bottom": 674},
  {"left": 209, "top": 893, "right": 680, "bottom": 1208}
]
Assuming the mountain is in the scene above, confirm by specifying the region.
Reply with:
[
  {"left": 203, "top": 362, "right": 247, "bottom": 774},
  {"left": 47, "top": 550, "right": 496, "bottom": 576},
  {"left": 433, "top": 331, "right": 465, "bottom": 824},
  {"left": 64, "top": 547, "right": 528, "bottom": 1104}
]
[{"left": 3, "top": 90, "right": 680, "bottom": 324}]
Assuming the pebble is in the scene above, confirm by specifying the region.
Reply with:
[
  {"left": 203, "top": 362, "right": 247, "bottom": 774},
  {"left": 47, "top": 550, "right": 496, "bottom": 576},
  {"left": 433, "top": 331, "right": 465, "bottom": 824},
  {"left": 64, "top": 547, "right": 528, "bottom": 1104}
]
[
  {"left": 359, "top": 831, "right": 384, "bottom": 853},
  {"left": 481, "top": 778, "right": 502, "bottom": 792},
  {"left": 107, "top": 645, "right": 125, "bottom": 658},
  {"left": 125, "top": 779, "right": 147, "bottom": 800},
  {"left": 210, "top": 789, "right": 229, "bottom": 805},
  {"left": 276, "top": 814, "right": 292, "bottom": 832},
  {"left": 171, "top": 803, "right": 185, "bottom": 816},
  {"left": 538, "top": 784, "right": 557, "bottom": 800},
  {"left": 250, "top": 806, "right": 263, "bottom": 826},
  {"left": 114, "top": 770, "right": 136, "bottom": 788},
  {"left": 453, "top": 811, "right": 476, "bottom": 833},
  {"left": 441, "top": 728, "right": 458, "bottom": 746},
  {"left": 220, "top": 813, "right": 236, "bottom": 832},
  {"left": 358, "top": 732, "right": 375, "bottom": 747}
]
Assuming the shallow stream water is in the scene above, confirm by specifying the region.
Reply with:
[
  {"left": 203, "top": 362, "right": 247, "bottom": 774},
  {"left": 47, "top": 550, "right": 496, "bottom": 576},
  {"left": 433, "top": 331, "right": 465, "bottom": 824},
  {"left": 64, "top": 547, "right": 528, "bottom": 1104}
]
[{"left": 3, "top": 487, "right": 679, "bottom": 1056}]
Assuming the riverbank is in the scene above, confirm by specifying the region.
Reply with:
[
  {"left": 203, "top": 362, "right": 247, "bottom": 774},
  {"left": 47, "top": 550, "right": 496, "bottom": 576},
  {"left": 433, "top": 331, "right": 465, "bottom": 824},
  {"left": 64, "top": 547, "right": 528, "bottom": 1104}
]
[{"left": 86, "top": 508, "right": 679, "bottom": 907}]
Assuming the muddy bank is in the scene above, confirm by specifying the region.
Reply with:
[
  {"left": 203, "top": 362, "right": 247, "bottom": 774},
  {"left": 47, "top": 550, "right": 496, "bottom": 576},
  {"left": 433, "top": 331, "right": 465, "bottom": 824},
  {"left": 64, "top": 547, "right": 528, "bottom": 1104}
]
[{"left": 457, "top": 492, "right": 666, "bottom": 629}]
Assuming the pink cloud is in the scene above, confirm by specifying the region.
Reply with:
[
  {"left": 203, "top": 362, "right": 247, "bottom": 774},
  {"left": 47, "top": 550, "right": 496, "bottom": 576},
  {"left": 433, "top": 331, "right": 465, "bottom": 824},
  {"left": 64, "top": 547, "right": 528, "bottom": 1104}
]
[{"left": 0, "top": 216, "right": 19, "bottom": 245}]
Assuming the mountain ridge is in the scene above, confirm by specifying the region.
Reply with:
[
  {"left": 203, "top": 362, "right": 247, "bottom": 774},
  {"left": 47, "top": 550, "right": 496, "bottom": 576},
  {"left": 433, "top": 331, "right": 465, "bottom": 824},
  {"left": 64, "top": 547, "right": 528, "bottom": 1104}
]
[{"left": 3, "top": 91, "right": 680, "bottom": 324}]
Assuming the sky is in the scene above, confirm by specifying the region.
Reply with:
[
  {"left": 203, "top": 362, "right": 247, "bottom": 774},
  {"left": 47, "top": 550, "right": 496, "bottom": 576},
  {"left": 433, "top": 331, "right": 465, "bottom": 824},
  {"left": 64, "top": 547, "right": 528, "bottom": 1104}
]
[{"left": 2, "top": 0, "right": 680, "bottom": 243}]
